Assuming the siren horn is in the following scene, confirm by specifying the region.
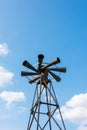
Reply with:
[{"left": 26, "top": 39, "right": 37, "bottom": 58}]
[
  {"left": 48, "top": 70, "right": 61, "bottom": 82},
  {"left": 21, "top": 71, "right": 38, "bottom": 76},
  {"left": 48, "top": 67, "right": 66, "bottom": 73},
  {"left": 29, "top": 75, "right": 41, "bottom": 84},
  {"left": 41, "top": 58, "right": 60, "bottom": 70},
  {"left": 23, "top": 60, "right": 38, "bottom": 72},
  {"left": 38, "top": 54, "right": 44, "bottom": 69}
]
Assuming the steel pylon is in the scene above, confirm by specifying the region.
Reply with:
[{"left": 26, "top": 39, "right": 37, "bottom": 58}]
[{"left": 27, "top": 75, "right": 66, "bottom": 130}]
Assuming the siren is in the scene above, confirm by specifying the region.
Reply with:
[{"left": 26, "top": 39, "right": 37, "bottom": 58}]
[
  {"left": 29, "top": 75, "right": 41, "bottom": 84},
  {"left": 41, "top": 57, "right": 60, "bottom": 70},
  {"left": 48, "top": 70, "right": 61, "bottom": 82},
  {"left": 21, "top": 71, "right": 38, "bottom": 76},
  {"left": 23, "top": 60, "right": 37, "bottom": 72},
  {"left": 38, "top": 54, "right": 44, "bottom": 69},
  {"left": 21, "top": 54, "right": 66, "bottom": 84},
  {"left": 48, "top": 67, "right": 66, "bottom": 73}
]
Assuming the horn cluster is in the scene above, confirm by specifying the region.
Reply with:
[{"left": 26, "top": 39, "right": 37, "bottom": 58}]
[{"left": 21, "top": 54, "right": 66, "bottom": 84}]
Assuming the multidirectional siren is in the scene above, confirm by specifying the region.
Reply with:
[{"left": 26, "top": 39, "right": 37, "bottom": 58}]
[{"left": 21, "top": 54, "right": 66, "bottom": 84}]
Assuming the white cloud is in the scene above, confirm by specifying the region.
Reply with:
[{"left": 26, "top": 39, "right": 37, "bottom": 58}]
[
  {"left": 0, "top": 43, "right": 9, "bottom": 56},
  {"left": 0, "top": 91, "right": 26, "bottom": 109},
  {"left": 16, "top": 106, "right": 27, "bottom": 113},
  {"left": 0, "top": 66, "right": 14, "bottom": 87},
  {"left": 77, "top": 125, "right": 87, "bottom": 130},
  {"left": 56, "top": 93, "right": 87, "bottom": 130}
]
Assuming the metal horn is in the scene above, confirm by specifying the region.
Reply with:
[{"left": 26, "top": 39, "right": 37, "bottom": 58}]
[
  {"left": 48, "top": 70, "right": 61, "bottom": 82},
  {"left": 23, "top": 60, "right": 38, "bottom": 72},
  {"left": 29, "top": 75, "right": 41, "bottom": 84},
  {"left": 21, "top": 71, "right": 38, "bottom": 76},
  {"left": 38, "top": 54, "right": 44, "bottom": 69},
  {"left": 48, "top": 67, "right": 66, "bottom": 73},
  {"left": 41, "top": 58, "right": 60, "bottom": 70}
]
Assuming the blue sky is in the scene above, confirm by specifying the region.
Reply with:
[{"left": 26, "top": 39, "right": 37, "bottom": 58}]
[{"left": 0, "top": 0, "right": 87, "bottom": 130}]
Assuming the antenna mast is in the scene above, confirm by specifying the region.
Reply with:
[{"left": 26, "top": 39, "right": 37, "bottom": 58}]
[{"left": 21, "top": 54, "right": 66, "bottom": 130}]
